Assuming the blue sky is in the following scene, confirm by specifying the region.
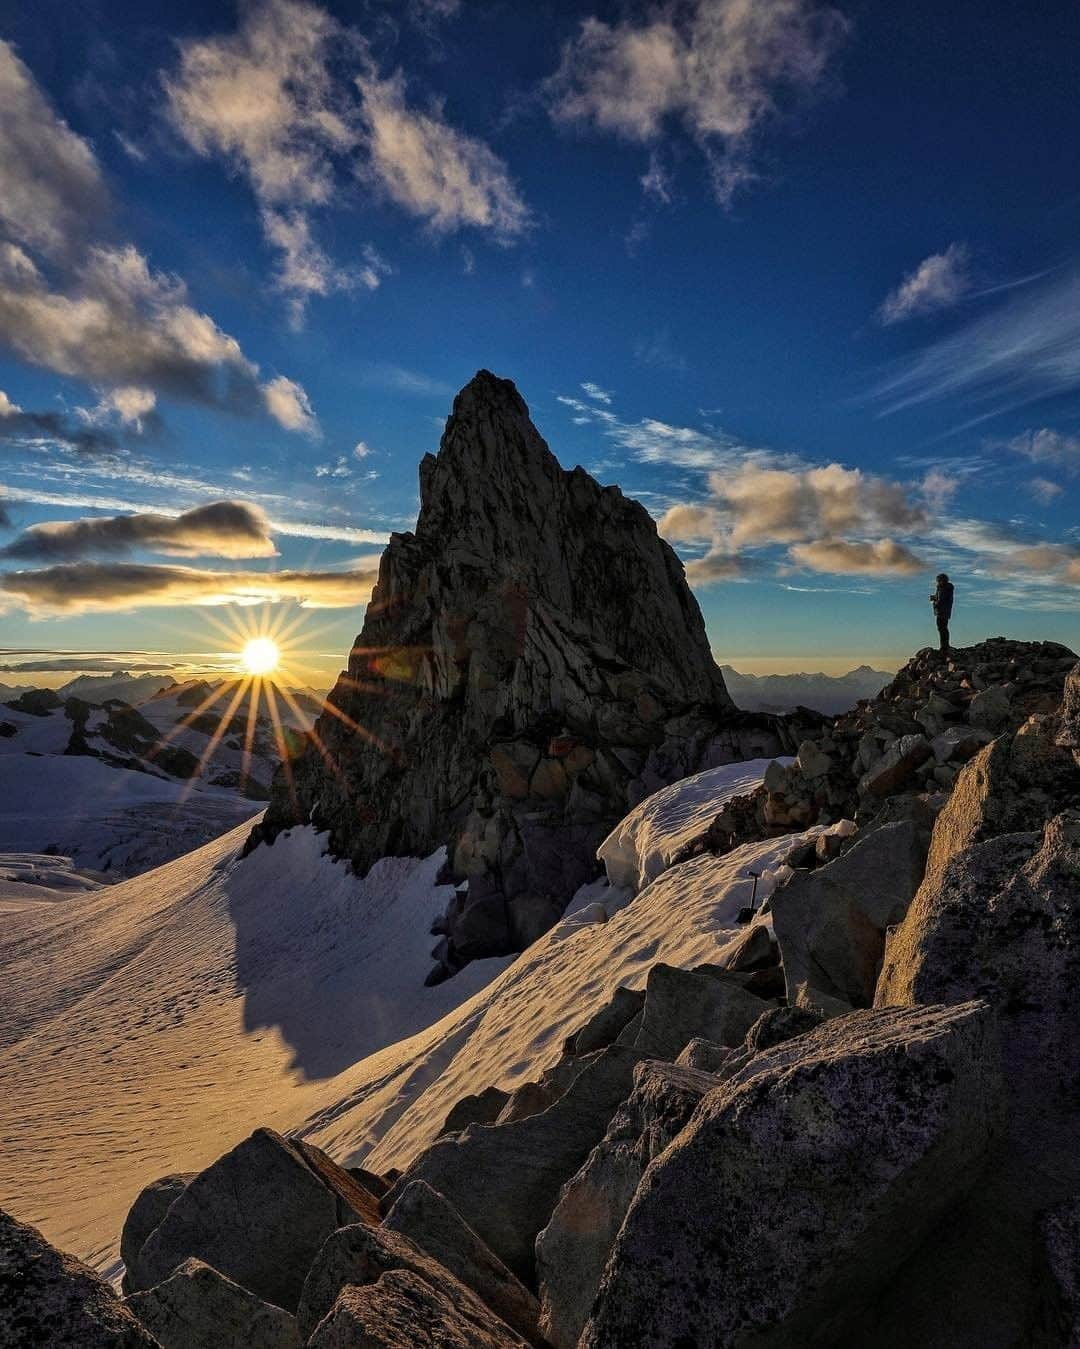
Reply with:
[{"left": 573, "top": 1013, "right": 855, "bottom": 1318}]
[{"left": 0, "top": 0, "right": 1078, "bottom": 690}]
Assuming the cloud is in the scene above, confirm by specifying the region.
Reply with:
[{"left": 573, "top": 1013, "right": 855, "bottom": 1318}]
[
  {"left": 545, "top": 0, "right": 846, "bottom": 203},
  {"left": 0, "top": 388, "right": 123, "bottom": 454},
  {"left": 1, "top": 561, "right": 380, "bottom": 613},
  {"left": 353, "top": 440, "right": 373, "bottom": 458},
  {"left": 787, "top": 538, "right": 926, "bottom": 574},
  {"left": 989, "top": 543, "right": 1080, "bottom": 586},
  {"left": 262, "top": 374, "right": 318, "bottom": 435},
  {"left": 0, "top": 497, "right": 9, "bottom": 529},
  {"left": 356, "top": 71, "right": 530, "bottom": 239},
  {"left": 165, "top": 0, "right": 365, "bottom": 325},
  {"left": 165, "top": 0, "right": 527, "bottom": 320},
  {"left": 879, "top": 243, "right": 970, "bottom": 324},
  {"left": 634, "top": 329, "right": 688, "bottom": 373},
  {"left": 0, "top": 52, "right": 316, "bottom": 430},
  {"left": 658, "top": 502, "right": 714, "bottom": 541},
  {"left": 1, "top": 501, "right": 277, "bottom": 562},
  {"left": 1005, "top": 427, "right": 1080, "bottom": 470},
  {"left": 920, "top": 468, "right": 959, "bottom": 511},
  {"left": 0, "top": 41, "right": 110, "bottom": 261},
  {"left": 361, "top": 363, "right": 452, "bottom": 397},
  {"left": 1029, "top": 476, "right": 1064, "bottom": 505},
  {"left": 640, "top": 150, "right": 673, "bottom": 203},
  {"left": 0, "top": 242, "right": 317, "bottom": 432},
  {"left": 876, "top": 271, "right": 1080, "bottom": 418},
  {"left": 580, "top": 381, "right": 612, "bottom": 403},
  {"left": 684, "top": 550, "right": 748, "bottom": 584},
  {"left": 710, "top": 462, "right": 927, "bottom": 548}
]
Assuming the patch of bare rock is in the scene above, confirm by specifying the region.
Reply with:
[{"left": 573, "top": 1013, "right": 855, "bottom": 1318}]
[{"left": 5, "top": 645, "right": 1079, "bottom": 1347}]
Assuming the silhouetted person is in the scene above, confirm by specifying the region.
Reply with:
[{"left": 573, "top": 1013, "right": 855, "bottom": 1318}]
[{"left": 930, "top": 572, "right": 954, "bottom": 653}]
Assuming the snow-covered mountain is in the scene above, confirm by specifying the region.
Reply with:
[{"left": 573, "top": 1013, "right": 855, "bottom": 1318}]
[
  {"left": 57, "top": 671, "right": 178, "bottom": 705},
  {"left": 0, "top": 679, "right": 317, "bottom": 876},
  {"left": 0, "top": 759, "right": 832, "bottom": 1275},
  {"left": 719, "top": 663, "right": 895, "bottom": 714}
]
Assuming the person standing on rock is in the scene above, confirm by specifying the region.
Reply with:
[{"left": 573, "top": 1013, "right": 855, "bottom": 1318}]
[{"left": 930, "top": 573, "right": 954, "bottom": 653}]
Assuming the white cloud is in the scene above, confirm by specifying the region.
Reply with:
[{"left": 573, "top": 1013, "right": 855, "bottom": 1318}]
[
  {"left": 353, "top": 440, "right": 373, "bottom": 458},
  {"left": 315, "top": 455, "right": 351, "bottom": 479},
  {"left": 0, "top": 390, "right": 21, "bottom": 416},
  {"left": 640, "top": 149, "right": 673, "bottom": 203},
  {"left": 545, "top": 0, "right": 846, "bottom": 204},
  {"left": 356, "top": 71, "right": 530, "bottom": 239},
  {"left": 580, "top": 381, "right": 612, "bottom": 403},
  {"left": 920, "top": 468, "right": 959, "bottom": 511},
  {"left": 1005, "top": 427, "right": 1080, "bottom": 470},
  {"left": 879, "top": 243, "right": 970, "bottom": 324},
  {"left": 0, "top": 42, "right": 110, "bottom": 261},
  {"left": 165, "top": 0, "right": 528, "bottom": 320},
  {"left": 1029, "top": 476, "right": 1064, "bottom": 505},
  {"left": 262, "top": 375, "right": 319, "bottom": 436},
  {"left": 78, "top": 385, "right": 158, "bottom": 432},
  {"left": 875, "top": 271, "right": 1080, "bottom": 417}
]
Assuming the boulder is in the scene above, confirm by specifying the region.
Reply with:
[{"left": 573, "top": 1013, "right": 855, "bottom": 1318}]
[
  {"left": 127, "top": 1128, "right": 379, "bottom": 1311},
  {"left": 383, "top": 1181, "right": 540, "bottom": 1345},
  {"left": 1057, "top": 661, "right": 1080, "bottom": 750},
  {"left": 307, "top": 1269, "right": 523, "bottom": 1349},
  {"left": 877, "top": 814, "right": 1080, "bottom": 1134},
  {"left": 124, "top": 1259, "right": 300, "bottom": 1349},
  {"left": 716, "top": 1004, "right": 825, "bottom": 1081},
  {"left": 795, "top": 739, "right": 832, "bottom": 779},
  {"left": 120, "top": 1174, "right": 193, "bottom": 1293},
  {"left": 632, "top": 963, "right": 769, "bottom": 1060},
  {"left": 439, "top": 1087, "right": 510, "bottom": 1137},
  {"left": 0, "top": 1208, "right": 158, "bottom": 1347},
  {"left": 582, "top": 1002, "right": 1002, "bottom": 1348},
  {"left": 383, "top": 1044, "right": 648, "bottom": 1283},
  {"left": 297, "top": 1222, "right": 526, "bottom": 1345},
  {"left": 674, "top": 1037, "right": 733, "bottom": 1072},
  {"left": 536, "top": 1062, "right": 716, "bottom": 1349},
  {"left": 968, "top": 684, "right": 1012, "bottom": 731},
  {"left": 564, "top": 986, "right": 645, "bottom": 1057},
  {"left": 858, "top": 733, "right": 933, "bottom": 798},
  {"left": 929, "top": 724, "right": 993, "bottom": 765},
  {"left": 771, "top": 820, "right": 929, "bottom": 1007},
  {"left": 917, "top": 719, "right": 1080, "bottom": 899},
  {"left": 714, "top": 922, "right": 775, "bottom": 972}
]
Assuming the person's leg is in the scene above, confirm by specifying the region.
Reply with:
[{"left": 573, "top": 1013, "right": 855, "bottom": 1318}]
[{"left": 938, "top": 617, "right": 950, "bottom": 652}]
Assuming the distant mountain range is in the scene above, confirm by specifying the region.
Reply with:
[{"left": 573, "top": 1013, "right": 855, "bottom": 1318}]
[
  {"left": 719, "top": 664, "right": 895, "bottom": 715},
  {"left": 57, "top": 671, "right": 178, "bottom": 705}
]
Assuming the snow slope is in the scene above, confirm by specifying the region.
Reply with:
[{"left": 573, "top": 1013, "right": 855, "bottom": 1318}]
[{"left": 0, "top": 762, "right": 847, "bottom": 1279}]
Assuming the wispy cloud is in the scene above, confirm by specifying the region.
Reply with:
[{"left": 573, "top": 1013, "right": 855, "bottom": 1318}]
[
  {"left": 1029, "top": 476, "right": 1064, "bottom": 505},
  {"left": 878, "top": 243, "right": 970, "bottom": 325},
  {"left": 580, "top": 381, "right": 612, "bottom": 403},
  {"left": 875, "top": 270, "right": 1080, "bottom": 418},
  {"left": 634, "top": 329, "right": 688, "bottom": 374},
  {"left": 1004, "top": 426, "right": 1080, "bottom": 470},
  {"left": 544, "top": 0, "right": 847, "bottom": 204},
  {"left": 361, "top": 363, "right": 453, "bottom": 397}
]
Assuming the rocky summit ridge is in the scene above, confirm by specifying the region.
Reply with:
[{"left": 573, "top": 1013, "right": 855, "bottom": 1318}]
[{"left": 253, "top": 370, "right": 801, "bottom": 978}]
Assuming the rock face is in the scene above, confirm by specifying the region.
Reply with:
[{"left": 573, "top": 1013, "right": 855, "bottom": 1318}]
[
  {"left": 125, "top": 1128, "right": 379, "bottom": 1312},
  {"left": 0, "top": 1209, "right": 158, "bottom": 1347},
  {"left": 296, "top": 1222, "right": 526, "bottom": 1345},
  {"left": 307, "top": 1269, "right": 522, "bottom": 1349},
  {"left": 124, "top": 1258, "right": 300, "bottom": 1349},
  {"left": 382, "top": 1181, "right": 540, "bottom": 1345},
  {"left": 536, "top": 1061, "right": 717, "bottom": 1349},
  {"left": 771, "top": 819, "right": 929, "bottom": 1008},
  {"left": 120, "top": 1174, "right": 192, "bottom": 1293},
  {"left": 252, "top": 370, "right": 794, "bottom": 976},
  {"left": 581, "top": 1002, "right": 1002, "bottom": 1348},
  {"left": 384, "top": 1044, "right": 648, "bottom": 1283}
]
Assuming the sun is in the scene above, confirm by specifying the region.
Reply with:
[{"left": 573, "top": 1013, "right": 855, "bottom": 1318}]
[{"left": 241, "top": 636, "right": 280, "bottom": 677}]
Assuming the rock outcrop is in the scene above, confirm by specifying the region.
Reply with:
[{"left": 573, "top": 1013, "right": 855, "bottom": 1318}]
[
  {"left": 125, "top": 1258, "right": 301, "bottom": 1349},
  {"left": 252, "top": 370, "right": 797, "bottom": 976},
  {"left": 1, "top": 1209, "right": 158, "bottom": 1347},
  {"left": 581, "top": 1002, "right": 1002, "bottom": 1348},
  {"left": 125, "top": 1128, "right": 380, "bottom": 1312}
]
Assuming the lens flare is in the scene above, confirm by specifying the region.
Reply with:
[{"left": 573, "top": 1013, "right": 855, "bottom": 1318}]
[{"left": 241, "top": 636, "right": 280, "bottom": 676}]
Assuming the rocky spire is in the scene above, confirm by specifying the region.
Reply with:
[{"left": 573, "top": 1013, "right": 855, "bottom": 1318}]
[{"left": 252, "top": 371, "right": 790, "bottom": 978}]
